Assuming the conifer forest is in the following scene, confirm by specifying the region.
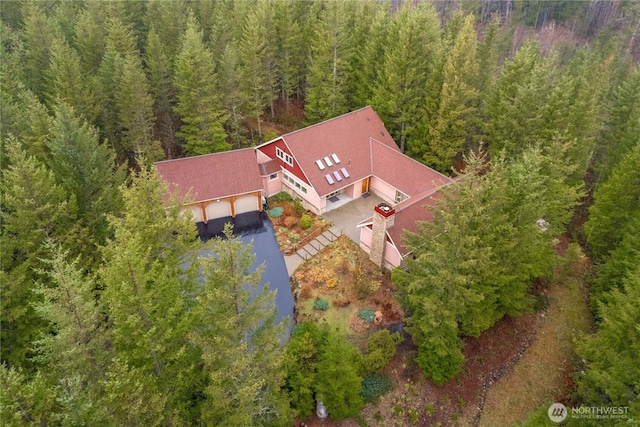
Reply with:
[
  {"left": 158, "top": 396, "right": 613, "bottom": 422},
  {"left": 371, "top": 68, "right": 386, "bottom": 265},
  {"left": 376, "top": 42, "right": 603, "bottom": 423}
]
[{"left": 1, "top": 0, "right": 639, "bottom": 425}]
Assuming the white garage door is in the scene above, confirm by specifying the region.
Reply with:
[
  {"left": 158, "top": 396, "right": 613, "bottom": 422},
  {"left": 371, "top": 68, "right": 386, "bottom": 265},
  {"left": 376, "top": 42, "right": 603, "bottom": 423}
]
[
  {"left": 184, "top": 206, "right": 204, "bottom": 222},
  {"left": 205, "top": 200, "right": 232, "bottom": 219},
  {"left": 235, "top": 194, "right": 259, "bottom": 215}
]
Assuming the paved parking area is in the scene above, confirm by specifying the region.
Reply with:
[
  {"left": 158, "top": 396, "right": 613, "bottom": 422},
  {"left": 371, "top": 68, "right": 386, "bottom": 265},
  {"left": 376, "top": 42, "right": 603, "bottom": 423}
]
[{"left": 322, "top": 193, "right": 383, "bottom": 243}]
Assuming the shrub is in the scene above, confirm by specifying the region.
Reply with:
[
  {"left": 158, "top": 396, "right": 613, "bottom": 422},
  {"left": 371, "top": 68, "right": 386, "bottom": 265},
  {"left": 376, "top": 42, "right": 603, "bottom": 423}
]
[
  {"left": 289, "top": 232, "right": 300, "bottom": 242},
  {"left": 300, "top": 214, "right": 312, "bottom": 229},
  {"left": 326, "top": 277, "right": 338, "bottom": 288},
  {"left": 365, "top": 330, "right": 397, "bottom": 372},
  {"left": 334, "top": 296, "right": 350, "bottom": 307},
  {"left": 294, "top": 198, "right": 304, "bottom": 215},
  {"left": 313, "top": 298, "right": 329, "bottom": 311},
  {"left": 354, "top": 279, "right": 380, "bottom": 299},
  {"left": 360, "top": 373, "right": 394, "bottom": 403},
  {"left": 269, "top": 192, "right": 293, "bottom": 203},
  {"left": 284, "top": 216, "right": 298, "bottom": 227},
  {"left": 358, "top": 307, "right": 375, "bottom": 323}
]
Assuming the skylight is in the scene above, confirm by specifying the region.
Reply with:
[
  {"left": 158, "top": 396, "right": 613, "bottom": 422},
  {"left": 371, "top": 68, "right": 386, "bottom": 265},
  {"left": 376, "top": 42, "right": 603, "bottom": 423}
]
[
  {"left": 315, "top": 159, "right": 325, "bottom": 170},
  {"left": 332, "top": 171, "right": 342, "bottom": 181},
  {"left": 324, "top": 174, "right": 334, "bottom": 185},
  {"left": 323, "top": 156, "right": 333, "bottom": 167},
  {"left": 340, "top": 167, "right": 350, "bottom": 178},
  {"left": 331, "top": 154, "right": 340, "bottom": 164}
]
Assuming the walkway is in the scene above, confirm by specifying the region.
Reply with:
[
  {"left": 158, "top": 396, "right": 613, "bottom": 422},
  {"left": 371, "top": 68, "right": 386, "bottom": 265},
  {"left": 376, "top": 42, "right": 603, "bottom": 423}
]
[{"left": 283, "top": 193, "right": 383, "bottom": 275}]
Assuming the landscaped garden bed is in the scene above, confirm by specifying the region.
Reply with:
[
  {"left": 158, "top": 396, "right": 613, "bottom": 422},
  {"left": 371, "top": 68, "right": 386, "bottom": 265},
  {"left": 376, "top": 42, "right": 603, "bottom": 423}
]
[
  {"left": 267, "top": 192, "right": 329, "bottom": 255},
  {"left": 292, "top": 235, "right": 404, "bottom": 345}
]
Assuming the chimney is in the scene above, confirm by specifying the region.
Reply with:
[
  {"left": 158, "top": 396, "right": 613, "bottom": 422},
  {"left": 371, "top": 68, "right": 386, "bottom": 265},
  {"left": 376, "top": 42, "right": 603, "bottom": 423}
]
[{"left": 369, "top": 203, "right": 395, "bottom": 268}]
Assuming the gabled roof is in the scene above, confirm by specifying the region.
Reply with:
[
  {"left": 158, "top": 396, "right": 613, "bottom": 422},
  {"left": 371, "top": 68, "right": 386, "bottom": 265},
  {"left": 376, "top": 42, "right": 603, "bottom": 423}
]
[
  {"left": 262, "top": 107, "right": 398, "bottom": 197},
  {"left": 259, "top": 159, "right": 280, "bottom": 176},
  {"left": 358, "top": 184, "right": 453, "bottom": 256},
  {"left": 154, "top": 148, "right": 263, "bottom": 203},
  {"left": 260, "top": 106, "right": 452, "bottom": 198}
]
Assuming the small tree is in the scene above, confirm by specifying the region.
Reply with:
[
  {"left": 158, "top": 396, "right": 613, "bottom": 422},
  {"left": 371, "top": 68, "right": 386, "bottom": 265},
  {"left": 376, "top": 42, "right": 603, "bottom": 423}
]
[{"left": 365, "top": 330, "right": 397, "bottom": 373}]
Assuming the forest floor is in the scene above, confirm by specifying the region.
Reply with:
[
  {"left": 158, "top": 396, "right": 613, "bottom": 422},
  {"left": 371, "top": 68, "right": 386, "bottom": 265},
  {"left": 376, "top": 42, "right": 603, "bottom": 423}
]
[{"left": 294, "top": 237, "right": 592, "bottom": 427}]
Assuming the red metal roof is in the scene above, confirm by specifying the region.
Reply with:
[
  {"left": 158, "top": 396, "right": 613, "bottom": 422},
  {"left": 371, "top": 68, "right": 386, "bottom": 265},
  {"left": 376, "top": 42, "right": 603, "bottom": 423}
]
[{"left": 154, "top": 148, "right": 263, "bottom": 203}]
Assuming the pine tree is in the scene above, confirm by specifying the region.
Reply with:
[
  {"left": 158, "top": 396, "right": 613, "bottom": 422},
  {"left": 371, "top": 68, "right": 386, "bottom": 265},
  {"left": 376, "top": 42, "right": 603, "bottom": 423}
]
[
  {"left": 47, "top": 102, "right": 125, "bottom": 251},
  {"left": 192, "top": 224, "right": 293, "bottom": 426},
  {"left": 46, "top": 35, "right": 99, "bottom": 124},
  {"left": 314, "top": 327, "right": 364, "bottom": 420},
  {"left": 425, "top": 14, "right": 480, "bottom": 171},
  {"left": 238, "top": 1, "right": 278, "bottom": 141},
  {"left": 145, "top": 25, "right": 179, "bottom": 158},
  {"left": 20, "top": 2, "right": 55, "bottom": 100},
  {"left": 74, "top": 3, "right": 108, "bottom": 75},
  {"left": 0, "top": 139, "right": 83, "bottom": 370},
  {"left": 117, "top": 54, "right": 163, "bottom": 166},
  {"left": 0, "top": 364, "right": 57, "bottom": 425},
  {"left": 370, "top": 2, "right": 440, "bottom": 153},
  {"left": 284, "top": 322, "right": 323, "bottom": 418},
  {"left": 174, "top": 13, "right": 229, "bottom": 155},
  {"left": 304, "top": 0, "right": 350, "bottom": 124},
  {"left": 575, "top": 263, "right": 640, "bottom": 421},
  {"left": 584, "top": 142, "right": 640, "bottom": 263},
  {"left": 219, "top": 42, "right": 249, "bottom": 148},
  {"left": 99, "top": 167, "right": 202, "bottom": 422},
  {"left": 273, "top": 0, "right": 305, "bottom": 109}
]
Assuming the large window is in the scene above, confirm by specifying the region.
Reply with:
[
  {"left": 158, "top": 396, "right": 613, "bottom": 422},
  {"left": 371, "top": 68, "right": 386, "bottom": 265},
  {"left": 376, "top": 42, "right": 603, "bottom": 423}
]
[
  {"left": 276, "top": 147, "right": 293, "bottom": 166},
  {"left": 283, "top": 172, "right": 307, "bottom": 194}
]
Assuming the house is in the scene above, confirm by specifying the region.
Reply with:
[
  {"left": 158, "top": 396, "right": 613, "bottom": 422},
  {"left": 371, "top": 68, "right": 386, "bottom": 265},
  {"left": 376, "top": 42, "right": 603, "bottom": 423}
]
[
  {"left": 154, "top": 148, "right": 265, "bottom": 238},
  {"left": 155, "top": 107, "right": 454, "bottom": 267}
]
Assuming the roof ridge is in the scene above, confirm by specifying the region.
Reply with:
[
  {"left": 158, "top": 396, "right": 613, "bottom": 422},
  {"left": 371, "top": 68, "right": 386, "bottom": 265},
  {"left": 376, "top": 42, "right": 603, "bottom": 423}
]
[
  {"left": 279, "top": 106, "right": 373, "bottom": 140},
  {"left": 395, "top": 180, "right": 454, "bottom": 212},
  {"left": 368, "top": 138, "right": 454, "bottom": 182},
  {"left": 154, "top": 147, "right": 255, "bottom": 165}
]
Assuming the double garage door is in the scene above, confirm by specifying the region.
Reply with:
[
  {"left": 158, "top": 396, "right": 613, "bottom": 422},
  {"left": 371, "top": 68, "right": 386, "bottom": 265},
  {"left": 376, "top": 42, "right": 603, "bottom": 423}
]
[{"left": 186, "top": 194, "right": 260, "bottom": 223}]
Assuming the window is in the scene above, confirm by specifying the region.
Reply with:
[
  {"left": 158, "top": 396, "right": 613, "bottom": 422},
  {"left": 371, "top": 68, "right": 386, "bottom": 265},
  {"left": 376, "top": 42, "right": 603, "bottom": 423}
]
[
  {"left": 276, "top": 147, "right": 293, "bottom": 166},
  {"left": 269, "top": 173, "right": 278, "bottom": 180},
  {"left": 283, "top": 172, "right": 307, "bottom": 195},
  {"left": 395, "top": 190, "right": 408, "bottom": 203}
]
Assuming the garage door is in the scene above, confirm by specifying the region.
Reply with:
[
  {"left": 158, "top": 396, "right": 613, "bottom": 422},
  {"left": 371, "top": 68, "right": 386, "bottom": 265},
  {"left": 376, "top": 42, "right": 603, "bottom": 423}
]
[
  {"left": 205, "top": 200, "right": 232, "bottom": 220},
  {"left": 235, "top": 194, "right": 259, "bottom": 215},
  {"left": 183, "top": 206, "right": 203, "bottom": 222}
]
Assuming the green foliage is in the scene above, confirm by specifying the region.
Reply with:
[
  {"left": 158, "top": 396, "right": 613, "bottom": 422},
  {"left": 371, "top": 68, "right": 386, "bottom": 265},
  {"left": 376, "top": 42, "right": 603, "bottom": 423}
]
[
  {"left": 584, "top": 142, "right": 640, "bottom": 264},
  {"left": 358, "top": 307, "right": 375, "bottom": 323},
  {"left": 300, "top": 214, "right": 313, "bottom": 229},
  {"left": 268, "top": 192, "right": 293, "bottom": 203},
  {"left": 173, "top": 13, "right": 229, "bottom": 155},
  {"left": 294, "top": 198, "right": 304, "bottom": 215},
  {"left": 313, "top": 298, "right": 329, "bottom": 311},
  {"left": 360, "top": 373, "right": 394, "bottom": 403},
  {"left": 574, "top": 263, "right": 640, "bottom": 423},
  {"left": 394, "top": 145, "right": 582, "bottom": 384},
  {"left": 315, "top": 328, "right": 364, "bottom": 420},
  {"left": 365, "top": 330, "right": 397, "bottom": 373},
  {"left": 284, "top": 322, "right": 323, "bottom": 417}
]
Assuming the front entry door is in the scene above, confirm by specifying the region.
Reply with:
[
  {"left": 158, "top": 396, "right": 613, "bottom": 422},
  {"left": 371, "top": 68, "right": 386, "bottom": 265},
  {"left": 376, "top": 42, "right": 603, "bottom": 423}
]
[{"left": 361, "top": 177, "right": 370, "bottom": 194}]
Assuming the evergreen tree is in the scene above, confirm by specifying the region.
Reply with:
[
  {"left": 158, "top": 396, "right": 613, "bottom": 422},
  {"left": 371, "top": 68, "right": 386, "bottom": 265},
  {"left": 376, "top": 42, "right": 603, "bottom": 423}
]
[
  {"left": 0, "top": 364, "right": 57, "bottom": 425},
  {"left": 584, "top": 142, "right": 640, "bottom": 263},
  {"left": 74, "top": 3, "right": 108, "bottom": 76},
  {"left": 575, "top": 263, "right": 640, "bottom": 422},
  {"left": 174, "top": 13, "right": 229, "bottom": 155},
  {"left": 393, "top": 146, "right": 582, "bottom": 383},
  {"left": 31, "top": 245, "right": 107, "bottom": 424},
  {"left": 238, "top": 1, "right": 278, "bottom": 141},
  {"left": 145, "top": 25, "right": 179, "bottom": 158},
  {"left": 47, "top": 102, "right": 125, "bottom": 251},
  {"left": 284, "top": 322, "right": 323, "bottom": 418},
  {"left": 192, "top": 224, "right": 293, "bottom": 426},
  {"left": 304, "top": 0, "right": 350, "bottom": 124},
  {"left": 314, "top": 327, "right": 364, "bottom": 420},
  {"left": 425, "top": 14, "right": 479, "bottom": 171},
  {"left": 20, "top": 2, "right": 54, "bottom": 100},
  {"left": 46, "top": 35, "right": 99, "bottom": 124},
  {"left": 0, "top": 140, "right": 83, "bottom": 370},
  {"left": 273, "top": 0, "right": 305, "bottom": 109},
  {"left": 117, "top": 53, "right": 163, "bottom": 166},
  {"left": 370, "top": 2, "right": 440, "bottom": 153},
  {"left": 595, "top": 67, "right": 640, "bottom": 181},
  {"left": 99, "top": 167, "right": 202, "bottom": 422},
  {"left": 219, "top": 41, "right": 249, "bottom": 148}
]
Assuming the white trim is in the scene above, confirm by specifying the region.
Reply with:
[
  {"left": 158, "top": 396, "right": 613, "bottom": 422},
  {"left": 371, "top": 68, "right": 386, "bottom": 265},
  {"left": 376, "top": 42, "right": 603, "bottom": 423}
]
[{"left": 276, "top": 147, "right": 293, "bottom": 166}]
